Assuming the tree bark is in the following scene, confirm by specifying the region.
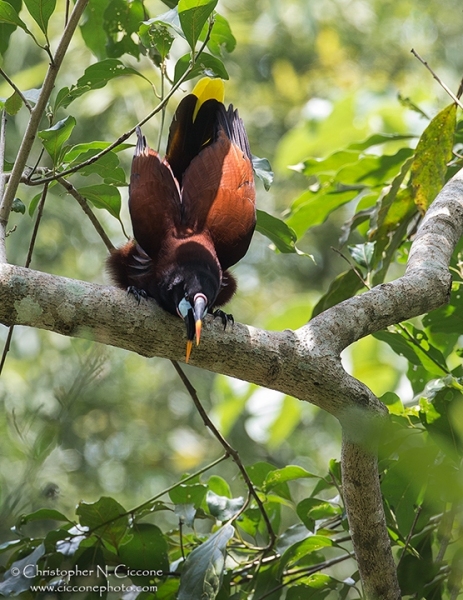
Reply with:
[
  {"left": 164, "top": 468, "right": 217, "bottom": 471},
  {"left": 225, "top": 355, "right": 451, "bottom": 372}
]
[{"left": 1, "top": 169, "right": 463, "bottom": 598}]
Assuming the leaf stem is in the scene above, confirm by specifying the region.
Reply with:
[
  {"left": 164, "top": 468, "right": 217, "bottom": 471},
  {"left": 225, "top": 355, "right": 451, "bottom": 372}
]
[{"left": 0, "top": 69, "right": 33, "bottom": 112}]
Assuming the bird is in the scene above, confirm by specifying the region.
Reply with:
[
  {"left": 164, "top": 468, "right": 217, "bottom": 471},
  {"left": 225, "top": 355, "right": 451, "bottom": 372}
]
[{"left": 107, "top": 78, "right": 256, "bottom": 362}]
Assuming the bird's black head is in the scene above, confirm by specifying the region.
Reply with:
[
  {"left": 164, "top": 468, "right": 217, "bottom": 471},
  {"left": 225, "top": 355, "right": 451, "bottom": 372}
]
[{"left": 158, "top": 244, "right": 222, "bottom": 362}]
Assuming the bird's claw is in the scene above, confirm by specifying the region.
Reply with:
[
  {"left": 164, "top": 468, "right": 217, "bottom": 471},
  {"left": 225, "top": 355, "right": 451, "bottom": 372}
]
[
  {"left": 127, "top": 286, "right": 148, "bottom": 304},
  {"left": 212, "top": 309, "right": 234, "bottom": 330}
]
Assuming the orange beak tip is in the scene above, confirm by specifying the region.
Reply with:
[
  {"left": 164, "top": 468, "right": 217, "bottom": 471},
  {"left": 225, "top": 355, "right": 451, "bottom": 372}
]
[
  {"left": 195, "top": 320, "right": 202, "bottom": 346},
  {"left": 185, "top": 340, "right": 193, "bottom": 363}
]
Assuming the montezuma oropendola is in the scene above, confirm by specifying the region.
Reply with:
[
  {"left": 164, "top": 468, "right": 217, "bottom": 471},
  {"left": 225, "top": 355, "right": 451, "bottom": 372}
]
[{"left": 107, "top": 78, "right": 256, "bottom": 362}]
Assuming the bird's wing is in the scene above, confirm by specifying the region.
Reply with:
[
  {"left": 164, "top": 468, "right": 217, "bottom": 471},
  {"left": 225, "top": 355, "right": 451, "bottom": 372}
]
[
  {"left": 181, "top": 106, "right": 256, "bottom": 270},
  {"left": 166, "top": 96, "right": 222, "bottom": 185},
  {"left": 129, "top": 127, "right": 181, "bottom": 258}
]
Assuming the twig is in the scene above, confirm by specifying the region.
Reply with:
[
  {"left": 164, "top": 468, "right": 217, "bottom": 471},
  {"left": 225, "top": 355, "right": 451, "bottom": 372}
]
[
  {"left": 411, "top": 49, "right": 463, "bottom": 110},
  {"left": 0, "top": 0, "right": 89, "bottom": 230},
  {"left": 0, "top": 182, "right": 49, "bottom": 375},
  {"left": 170, "top": 360, "right": 277, "bottom": 548},
  {"left": 0, "top": 69, "right": 33, "bottom": 112},
  {"left": 331, "top": 246, "right": 370, "bottom": 289},
  {"left": 58, "top": 178, "right": 114, "bottom": 251},
  {"left": 397, "top": 504, "right": 423, "bottom": 568},
  {"left": 27, "top": 18, "right": 216, "bottom": 187}
]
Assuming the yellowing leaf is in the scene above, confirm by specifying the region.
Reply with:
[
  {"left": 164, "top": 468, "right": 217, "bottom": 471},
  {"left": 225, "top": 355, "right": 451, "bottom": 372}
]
[{"left": 410, "top": 103, "right": 456, "bottom": 213}]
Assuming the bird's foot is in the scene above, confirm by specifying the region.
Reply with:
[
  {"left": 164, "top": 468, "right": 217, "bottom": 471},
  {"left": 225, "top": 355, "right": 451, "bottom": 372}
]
[
  {"left": 127, "top": 286, "right": 148, "bottom": 304},
  {"left": 212, "top": 309, "right": 234, "bottom": 330}
]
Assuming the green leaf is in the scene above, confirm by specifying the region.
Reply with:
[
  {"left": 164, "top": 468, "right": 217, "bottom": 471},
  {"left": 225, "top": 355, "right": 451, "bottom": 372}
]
[
  {"left": 263, "top": 465, "right": 315, "bottom": 491},
  {"left": 286, "top": 188, "right": 358, "bottom": 238},
  {"left": 207, "top": 475, "right": 231, "bottom": 498},
  {"left": 246, "top": 461, "right": 292, "bottom": 501},
  {"left": 279, "top": 534, "right": 333, "bottom": 574},
  {"left": 245, "top": 462, "right": 277, "bottom": 487},
  {"left": 174, "top": 51, "right": 228, "bottom": 83},
  {"left": 70, "top": 150, "right": 126, "bottom": 185},
  {"left": 296, "top": 498, "right": 340, "bottom": 532},
  {"left": 374, "top": 328, "right": 448, "bottom": 377},
  {"left": 141, "top": 21, "right": 175, "bottom": 60},
  {"left": 348, "top": 241, "right": 375, "bottom": 269},
  {"left": 38, "top": 116, "right": 76, "bottom": 165},
  {"left": 410, "top": 103, "right": 456, "bottom": 213},
  {"left": 77, "top": 184, "right": 121, "bottom": 219},
  {"left": 23, "top": 0, "right": 56, "bottom": 35},
  {"left": 0, "top": 0, "right": 29, "bottom": 31},
  {"left": 4, "top": 90, "right": 22, "bottom": 115},
  {"left": 103, "top": 0, "right": 145, "bottom": 58},
  {"left": 256, "top": 209, "right": 300, "bottom": 254},
  {"left": 118, "top": 523, "right": 169, "bottom": 580},
  {"left": 373, "top": 330, "right": 422, "bottom": 366},
  {"left": 16, "top": 508, "right": 71, "bottom": 526},
  {"left": 206, "top": 491, "right": 244, "bottom": 521},
  {"left": 206, "top": 13, "right": 236, "bottom": 56},
  {"left": 252, "top": 155, "right": 274, "bottom": 190},
  {"left": 297, "top": 150, "right": 360, "bottom": 178},
  {"left": 169, "top": 483, "right": 207, "bottom": 507},
  {"left": 311, "top": 269, "right": 365, "bottom": 318},
  {"left": 61, "top": 141, "right": 131, "bottom": 163},
  {"left": 54, "top": 59, "right": 150, "bottom": 111},
  {"left": 76, "top": 496, "right": 128, "bottom": 548},
  {"left": 80, "top": 0, "right": 107, "bottom": 59},
  {"left": 178, "top": 0, "right": 217, "bottom": 50},
  {"left": 0, "top": 0, "right": 20, "bottom": 54},
  {"left": 348, "top": 133, "right": 416, "bottom": 151},
  {"left": 178, "top": 523, "right": 234, "bottom": 600},
  {"left": 423, "top": 284, "right": 463, "bottom": 334},
  {"left": 11, "top": 197, "right": 25, "bottom": 214}
]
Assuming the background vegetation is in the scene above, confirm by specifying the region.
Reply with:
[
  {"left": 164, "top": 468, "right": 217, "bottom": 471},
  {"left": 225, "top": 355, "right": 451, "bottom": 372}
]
[{"left": 1, "top": 0, "right": 463, "bottom": 597}]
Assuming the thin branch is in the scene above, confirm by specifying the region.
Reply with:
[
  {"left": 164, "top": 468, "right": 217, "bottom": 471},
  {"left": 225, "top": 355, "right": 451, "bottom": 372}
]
[
  {"left": 57, "top": 178, "right": 114, "bottom": 251},
  {"left": 0, "top": 0, "right": 89, "bottom": 232},
  {"left": 27, "top": 18, "right": 216, "bottom": 187},
  {"left": 0, "top": 69, "right": 33, "bottom": 112},
  {"left": 397, "top": 504, "right": 423, "bottom": 568},
  {"left": 170, "top": 360, "right": 277, "bottom": 548},
  {"left": 411, "top": 49, "right": 463, "bottom": 110},
  {"left": 0, "top": 182, "right": 49, "bottom": 375},
  {"left": 331, "top": 246, "right": 369, "bottom": 289}
]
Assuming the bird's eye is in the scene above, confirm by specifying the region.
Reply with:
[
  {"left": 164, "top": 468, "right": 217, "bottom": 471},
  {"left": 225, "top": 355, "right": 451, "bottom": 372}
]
[{"left": 177, "top": 297, "right": 192, "bottom": 318}]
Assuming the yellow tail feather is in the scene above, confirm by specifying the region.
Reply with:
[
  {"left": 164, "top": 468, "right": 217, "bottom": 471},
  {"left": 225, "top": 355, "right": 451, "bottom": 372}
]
[{"left": 192, "top": 77, "right": 225, "bottom": 121}]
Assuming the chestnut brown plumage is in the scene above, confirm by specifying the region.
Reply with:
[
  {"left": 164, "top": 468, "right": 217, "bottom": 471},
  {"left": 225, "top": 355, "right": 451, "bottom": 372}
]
[{"left": 107, "top": 79, "right": 256, "bottom": 362}]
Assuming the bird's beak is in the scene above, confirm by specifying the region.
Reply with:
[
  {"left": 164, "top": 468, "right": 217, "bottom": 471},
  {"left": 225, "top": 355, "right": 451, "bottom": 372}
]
[
  {"left": 178, "top": 294, "right": 208, "bottom": 362},
  {"left": 185, "top": 339, "right": 193, "bottom": 363},
  {"left": 193, "top": 294, "right": 208, "bottom": 347}
]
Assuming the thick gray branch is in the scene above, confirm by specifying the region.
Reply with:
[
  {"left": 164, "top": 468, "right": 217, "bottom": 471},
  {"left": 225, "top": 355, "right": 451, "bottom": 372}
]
[{"left": 1, "top": 170, "right": 463, "bottom": 599}]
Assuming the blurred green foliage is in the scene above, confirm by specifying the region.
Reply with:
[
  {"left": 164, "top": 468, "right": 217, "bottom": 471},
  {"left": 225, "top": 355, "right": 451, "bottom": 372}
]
[{"left": 1, "top": 0, "right": 463, "bottom": 598}]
